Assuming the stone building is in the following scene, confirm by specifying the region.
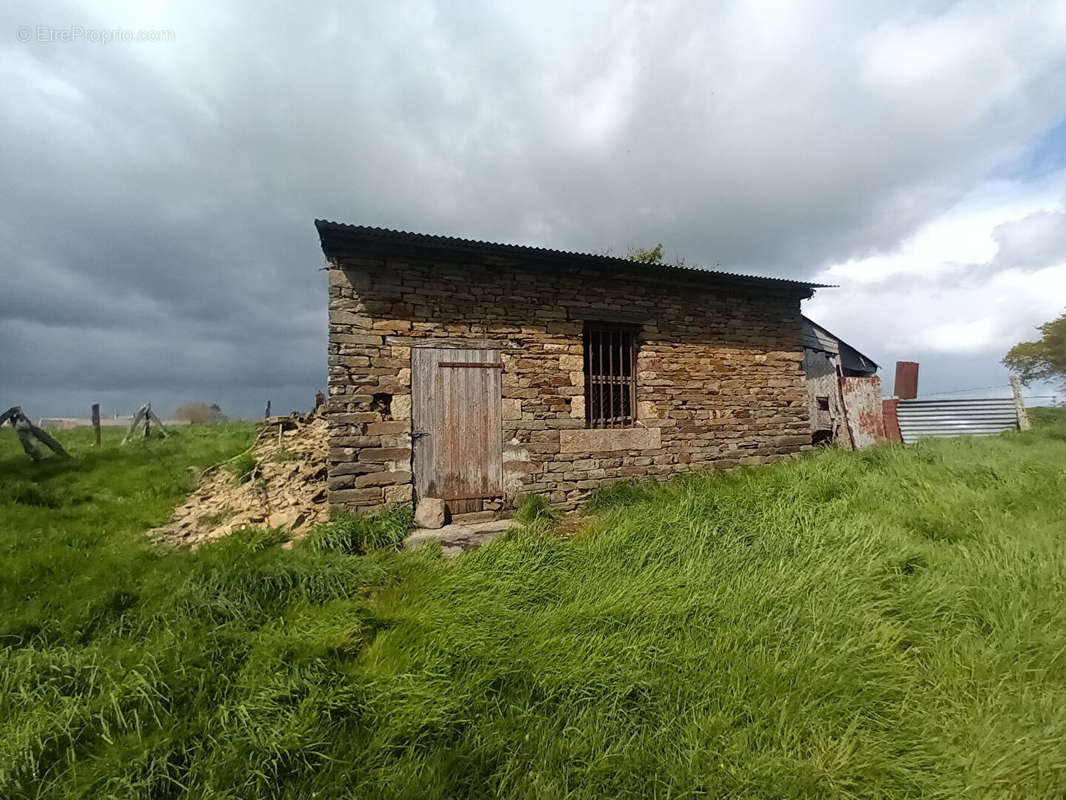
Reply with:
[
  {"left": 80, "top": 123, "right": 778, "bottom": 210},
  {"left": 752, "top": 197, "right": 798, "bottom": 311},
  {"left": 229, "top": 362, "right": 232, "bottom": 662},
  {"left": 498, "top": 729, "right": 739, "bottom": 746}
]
[
  {"left": 318, "top": 221, "right": 827, "bottom": 521},
  {"left": 801, "top": 316, "right": 880, "bottom": 445}
]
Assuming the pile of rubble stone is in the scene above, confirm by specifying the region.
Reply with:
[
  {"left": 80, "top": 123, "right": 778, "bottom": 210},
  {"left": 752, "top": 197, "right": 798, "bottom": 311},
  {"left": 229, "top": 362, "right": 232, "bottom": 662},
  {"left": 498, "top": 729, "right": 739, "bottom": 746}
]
[{"left": 151, "top": 411, "right": 330, "bottom": 548}]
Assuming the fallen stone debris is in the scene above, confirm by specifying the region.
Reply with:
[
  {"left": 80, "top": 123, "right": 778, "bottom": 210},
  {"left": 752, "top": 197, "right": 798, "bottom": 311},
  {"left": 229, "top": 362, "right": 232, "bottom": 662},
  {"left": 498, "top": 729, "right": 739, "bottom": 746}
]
[{"left": 151, "top": 411, "right": 330, "bottom": 548}]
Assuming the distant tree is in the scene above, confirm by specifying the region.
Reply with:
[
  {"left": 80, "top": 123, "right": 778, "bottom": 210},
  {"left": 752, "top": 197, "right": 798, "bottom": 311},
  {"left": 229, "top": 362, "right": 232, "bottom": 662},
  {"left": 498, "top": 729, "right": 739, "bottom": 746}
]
[
  {"left": 1003, "top": 310, "right": 1066, "bottom": 386},
  {"left": 174, "top": 402, "right": 228, "bottom": 423}
]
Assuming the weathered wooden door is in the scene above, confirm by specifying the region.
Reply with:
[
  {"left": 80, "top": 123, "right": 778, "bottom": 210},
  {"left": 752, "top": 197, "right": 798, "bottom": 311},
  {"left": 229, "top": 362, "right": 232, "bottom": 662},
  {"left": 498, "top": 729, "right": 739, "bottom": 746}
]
[{"left": 411, "top": 347, "right": 503, "bottom": 508}]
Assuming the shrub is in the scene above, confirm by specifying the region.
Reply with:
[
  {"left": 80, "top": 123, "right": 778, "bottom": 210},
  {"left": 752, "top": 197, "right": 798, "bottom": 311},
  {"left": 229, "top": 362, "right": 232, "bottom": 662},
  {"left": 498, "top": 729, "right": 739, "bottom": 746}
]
[{"left": 174, "top": 402, "right": 227, "bottom": 424}]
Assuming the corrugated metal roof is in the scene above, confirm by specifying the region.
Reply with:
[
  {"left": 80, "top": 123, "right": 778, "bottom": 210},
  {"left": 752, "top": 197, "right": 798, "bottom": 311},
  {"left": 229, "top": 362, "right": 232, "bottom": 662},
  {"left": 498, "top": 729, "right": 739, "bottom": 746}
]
[
  {"left": 801, "top": 317, "right": 839, "bottom": 354},
  {"left": 315, "top": 220, "right": 833, "bottom": 293},
  {"left": 896, "top": 398, "right": 1018, "bottom": 443},
  {"left": 839, "top": 342, "right": 878, "bottom": 375},
  {"left": 800, "top": 315, "right": 879, "bottom": 372}
]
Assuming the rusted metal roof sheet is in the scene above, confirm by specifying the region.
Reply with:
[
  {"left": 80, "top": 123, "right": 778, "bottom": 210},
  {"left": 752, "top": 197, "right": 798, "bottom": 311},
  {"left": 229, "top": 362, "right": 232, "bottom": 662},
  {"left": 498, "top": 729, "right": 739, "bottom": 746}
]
[
  {"left": 316, "top": 220, "right": 833, "bottom": 296},
  {"left": 896, "top": 398, "right": 1018, "bottom": 443}
]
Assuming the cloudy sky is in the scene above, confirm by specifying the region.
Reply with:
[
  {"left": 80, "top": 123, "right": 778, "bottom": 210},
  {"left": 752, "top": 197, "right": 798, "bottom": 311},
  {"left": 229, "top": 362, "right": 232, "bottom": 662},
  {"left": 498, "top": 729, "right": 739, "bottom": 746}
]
[{"left": 3, "top": 0, "right": 1066, "bottom": 419}]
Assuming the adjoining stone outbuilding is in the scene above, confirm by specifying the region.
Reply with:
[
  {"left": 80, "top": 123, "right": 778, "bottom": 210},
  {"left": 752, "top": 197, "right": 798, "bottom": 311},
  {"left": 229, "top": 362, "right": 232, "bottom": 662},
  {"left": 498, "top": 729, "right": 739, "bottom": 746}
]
[
  {"left": 801, "top": 315, "right": 881, "bottom": 446},
  {"left": 318, "top": 221, "right": 828, "bottom": 521}
]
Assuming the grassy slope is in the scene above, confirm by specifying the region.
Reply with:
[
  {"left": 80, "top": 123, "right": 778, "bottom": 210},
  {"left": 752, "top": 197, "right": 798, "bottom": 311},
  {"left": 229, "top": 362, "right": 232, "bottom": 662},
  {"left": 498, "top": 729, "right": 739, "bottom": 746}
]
[{"left": 2, "top": 412, "right": 1066, "bottom": 798}]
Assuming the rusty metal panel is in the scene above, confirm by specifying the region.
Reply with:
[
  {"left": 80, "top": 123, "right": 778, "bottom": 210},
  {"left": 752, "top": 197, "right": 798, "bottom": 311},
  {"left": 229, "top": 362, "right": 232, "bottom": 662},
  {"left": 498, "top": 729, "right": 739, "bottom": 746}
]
[
  {"left": 882, "top": 398, "right": 902, "bottom": 443},
  {"left": 412, "top": 347, "right": 503, "bottom": 504},
  {"left": 896, "top": 398, "right": 1018, "bottom": 443},
  {"left": 894, "top": 361, "right": 919, "bottom": 399},
  {"left": 840, "top": 376, "right": 885, "bottom": 448}
]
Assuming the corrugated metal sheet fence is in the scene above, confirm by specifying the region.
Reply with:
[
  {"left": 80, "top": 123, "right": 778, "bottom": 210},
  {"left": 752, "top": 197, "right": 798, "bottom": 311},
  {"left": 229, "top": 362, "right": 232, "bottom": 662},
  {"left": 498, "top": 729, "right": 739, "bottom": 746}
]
[{"left": 896, "top": 398, "right": 1019, "bottom": 444}]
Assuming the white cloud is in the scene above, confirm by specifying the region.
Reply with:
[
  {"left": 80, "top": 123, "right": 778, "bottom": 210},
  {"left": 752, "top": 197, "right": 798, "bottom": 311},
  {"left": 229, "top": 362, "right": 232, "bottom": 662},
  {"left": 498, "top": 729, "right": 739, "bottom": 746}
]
[
  {"left": 805, "top": 173, "right": 1066, "bottom": 392},
  {"left": 819, "top": 171, "right": 1066, "bottom": 284},
  {"left": 993, "top": 209, "right": 1066, "bottom": 271}
]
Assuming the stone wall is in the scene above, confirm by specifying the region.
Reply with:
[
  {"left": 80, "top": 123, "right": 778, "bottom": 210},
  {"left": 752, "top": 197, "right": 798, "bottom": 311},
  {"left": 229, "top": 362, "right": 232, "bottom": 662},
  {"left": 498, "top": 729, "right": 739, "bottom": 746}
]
[{"left": 327, "top": 253, "right": 811, "bottom": 515}]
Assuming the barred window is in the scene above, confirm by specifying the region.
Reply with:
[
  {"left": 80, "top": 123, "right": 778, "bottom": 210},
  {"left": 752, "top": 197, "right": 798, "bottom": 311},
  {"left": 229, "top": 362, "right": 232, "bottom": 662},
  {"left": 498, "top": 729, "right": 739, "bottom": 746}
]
[{"left": 583, "top": 323, "right": 637, "bottom": 428}]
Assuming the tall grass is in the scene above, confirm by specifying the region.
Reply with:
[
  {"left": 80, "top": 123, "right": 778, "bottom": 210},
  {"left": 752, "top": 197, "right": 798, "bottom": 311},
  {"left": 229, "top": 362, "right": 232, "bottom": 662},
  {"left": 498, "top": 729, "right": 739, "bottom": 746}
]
[{"left": 2, "top": 413, "right": 1066, "bottom": 798}]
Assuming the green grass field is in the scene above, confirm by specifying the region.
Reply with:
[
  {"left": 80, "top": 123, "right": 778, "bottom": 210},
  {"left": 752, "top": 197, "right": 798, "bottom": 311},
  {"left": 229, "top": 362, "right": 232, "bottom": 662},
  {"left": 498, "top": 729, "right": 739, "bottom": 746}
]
[{"left": 2, "top": 411, "right": 1066, "bottom": 799}]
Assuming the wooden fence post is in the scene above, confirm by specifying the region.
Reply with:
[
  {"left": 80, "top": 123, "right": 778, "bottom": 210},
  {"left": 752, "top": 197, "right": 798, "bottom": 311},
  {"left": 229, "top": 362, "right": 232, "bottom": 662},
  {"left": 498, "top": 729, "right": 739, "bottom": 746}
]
[
  {"left": 146, "top": 405, "right": 169, "bottom": 438},
  {"left": 91, "top": 404, "right": 101, "bottom": 446},
  {"left": 122, "top": 405, "right": 147, "bottom": 445},
  {"left": 1010, "top": 376, "right": 1031, "bottom": 431}
]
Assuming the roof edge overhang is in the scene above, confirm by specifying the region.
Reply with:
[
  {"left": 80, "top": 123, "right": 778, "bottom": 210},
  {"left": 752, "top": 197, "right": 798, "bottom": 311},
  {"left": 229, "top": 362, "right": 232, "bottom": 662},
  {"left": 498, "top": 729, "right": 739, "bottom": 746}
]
[{"left": 315, "top": 220, "right": 833, "bottom": 298}]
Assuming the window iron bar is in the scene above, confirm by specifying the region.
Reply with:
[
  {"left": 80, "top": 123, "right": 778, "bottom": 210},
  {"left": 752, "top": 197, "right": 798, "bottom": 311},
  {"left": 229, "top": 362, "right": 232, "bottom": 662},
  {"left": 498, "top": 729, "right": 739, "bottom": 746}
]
[{"left": 584, "top": 323, "right": 637, "bottom": 429}]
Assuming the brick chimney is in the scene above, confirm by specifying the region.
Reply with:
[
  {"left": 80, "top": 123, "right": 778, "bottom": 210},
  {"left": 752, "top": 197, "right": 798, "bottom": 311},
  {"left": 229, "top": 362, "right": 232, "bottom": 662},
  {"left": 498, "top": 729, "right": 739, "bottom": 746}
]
[{"left": 894, "top": 361, "right": 919, "bottom": 400}]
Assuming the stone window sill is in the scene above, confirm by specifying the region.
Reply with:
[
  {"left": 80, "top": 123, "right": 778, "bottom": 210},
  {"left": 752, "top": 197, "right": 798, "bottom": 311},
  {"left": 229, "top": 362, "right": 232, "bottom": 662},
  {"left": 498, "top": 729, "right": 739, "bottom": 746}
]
[{"left": 559, "top": 427, "right": 661, "bottom": 453}]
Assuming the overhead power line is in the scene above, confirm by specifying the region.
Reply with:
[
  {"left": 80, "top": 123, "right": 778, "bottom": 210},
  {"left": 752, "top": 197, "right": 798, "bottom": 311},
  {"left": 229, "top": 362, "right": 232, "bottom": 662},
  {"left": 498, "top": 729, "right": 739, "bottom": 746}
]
[{"left": 918, "top": 384, "right": 1010, "bottom": 396}]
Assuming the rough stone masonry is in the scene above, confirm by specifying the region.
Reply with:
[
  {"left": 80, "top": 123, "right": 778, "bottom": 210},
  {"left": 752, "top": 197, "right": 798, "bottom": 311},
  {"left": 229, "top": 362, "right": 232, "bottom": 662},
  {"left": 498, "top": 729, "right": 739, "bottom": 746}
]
[{"left": 319, "top": 222, "right": 822, "bottom": 518}]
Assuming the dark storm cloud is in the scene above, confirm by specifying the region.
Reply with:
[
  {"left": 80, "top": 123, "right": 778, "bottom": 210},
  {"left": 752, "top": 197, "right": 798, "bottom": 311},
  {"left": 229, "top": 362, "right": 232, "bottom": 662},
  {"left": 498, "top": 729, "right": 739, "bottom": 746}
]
[{"left": 2, "top": 0, "right": 1066, "bottom": 417}]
